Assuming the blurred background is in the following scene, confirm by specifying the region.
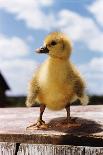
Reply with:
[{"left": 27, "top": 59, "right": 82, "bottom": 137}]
[{"left": 0, "top": 0, "right": 103, "bottom": 107}]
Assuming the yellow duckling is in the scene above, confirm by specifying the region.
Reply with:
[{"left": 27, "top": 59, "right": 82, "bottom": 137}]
[{"left": 26, "top": 32, "right": 89, "bottom": 129}]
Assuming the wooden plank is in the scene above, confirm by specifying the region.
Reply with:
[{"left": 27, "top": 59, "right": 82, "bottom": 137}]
[
  {"left": 0, "top": 142, "right": 16, "bottom": 155},
  {"left": 0, "top": 106, "right": 103, "bottom": 145},
  {"left": 0, "top": 143, "right": 102, "bottom": 155},
  {"left": 17, "top": 145, "right": 103, "bottom": 155},
  {"left": 17, "top": 144, "right": 84, "bottom": 155},
  {"left": 85, "top": 147, "right": 103, "bottom": 155}
]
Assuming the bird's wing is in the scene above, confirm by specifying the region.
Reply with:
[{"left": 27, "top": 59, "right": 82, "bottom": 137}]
[
  {"left": 73, "top": 77, "right": 85, "bottom": 97},
  {"left": 73, "top": 76, "right": 89, "bottom": 105},
  {"left": 26, "top": 75, "right": 40, "bottom": 107},
  {"left": 70, "top": 63, "right": 85, "bottom": 97}
]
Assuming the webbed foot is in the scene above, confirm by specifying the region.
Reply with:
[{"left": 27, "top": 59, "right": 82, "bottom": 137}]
[{"left": 26, "top": 119, "right": 48, "bottom": 130}]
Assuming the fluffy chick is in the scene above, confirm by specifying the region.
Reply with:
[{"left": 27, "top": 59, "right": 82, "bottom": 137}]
[{"left": 26, "top": 32, "right": 89, "bottom": 129}]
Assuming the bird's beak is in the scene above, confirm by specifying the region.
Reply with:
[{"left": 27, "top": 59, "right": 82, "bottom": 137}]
[{"left": 36, "top": 46, "right": 49, "bottom": 54}]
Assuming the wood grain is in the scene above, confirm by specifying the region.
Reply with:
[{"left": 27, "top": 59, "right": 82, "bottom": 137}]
[{"left": 0, "top": 106, "right": 103, "bottom": 145}]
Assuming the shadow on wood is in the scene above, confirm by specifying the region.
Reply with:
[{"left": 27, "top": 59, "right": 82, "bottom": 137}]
[
  {"left": 47, "top": 117, "right": 103, "bottom": 134},
  {"left": 47, "top": 117, "right": 103, "bottom": 146}
]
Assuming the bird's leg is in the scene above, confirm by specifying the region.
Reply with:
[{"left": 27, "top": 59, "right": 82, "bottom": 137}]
[
  {"left": 27, "top": 104, "right": 47, "bottom": 130},
  {"left": 64, "top": 104, "right": 81, "bottom": 127},
  {"left": 65, "top": 104, "right": 72, "bottom": 123},
  {"left": 37, "top": 104, "right": 46, "bottom": 125},
  {"left": 65, "top": 104, "right": 76, "bottom": 123}
]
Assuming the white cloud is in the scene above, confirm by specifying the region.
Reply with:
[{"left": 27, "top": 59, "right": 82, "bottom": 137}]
[
  {"left": 0, "top": 0, "right": 55, "bottom": 30},
  {"left": 0, "top": 35, "right": 29, "bottom": 59},
  {"left": 79, "top": 57, "right": 103, "bottom": 95},
  {"left": 79, "top": 58, "right": 103, "bottom": 73},
  {"left": 0, "top": 0, "right": 103, "bottom": 52},
  {"left": 39, "top": 0, "right": 54, "bottom": 6},
  {"left": 0, "top": 34, "right": 39, "bottom": 95},
  {"left": 1, "top": 59, "right": 39, "bottom": 95},
  {"left": 89, "top": 58, "right": 103, "bottom": 72},
  {"left": 88, "top": 0, "right": 103, "bottom": 26},
  {"left": 57, "top": 9, "right": 103, "bottom": 52}
]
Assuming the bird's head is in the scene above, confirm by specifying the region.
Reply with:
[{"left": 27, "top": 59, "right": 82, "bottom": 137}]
[{"left": 36, "top": 32, "right": 72, "bottom": 60}]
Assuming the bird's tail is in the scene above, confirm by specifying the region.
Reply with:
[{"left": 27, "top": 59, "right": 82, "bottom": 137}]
[{"left": 79, "top": 94, "right": 89, "bottom": 105}]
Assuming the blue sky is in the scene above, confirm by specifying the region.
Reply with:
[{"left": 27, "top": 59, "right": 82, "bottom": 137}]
[{"left": 0, "top": 0, "right": 103, "bottom": 96}]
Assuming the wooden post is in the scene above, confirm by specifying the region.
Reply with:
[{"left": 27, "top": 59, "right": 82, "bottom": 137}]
[{"left": 0, "top": 106, "right": 103, "bottom": 155}]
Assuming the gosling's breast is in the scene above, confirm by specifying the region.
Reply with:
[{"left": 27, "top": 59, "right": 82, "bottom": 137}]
[{"left": 37, "top": 60, "right": 74, "bottom": 110}]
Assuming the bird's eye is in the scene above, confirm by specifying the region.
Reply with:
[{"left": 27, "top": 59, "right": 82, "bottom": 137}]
[{"left": 51, "top": 41, "right": 57, "bottom": 46}]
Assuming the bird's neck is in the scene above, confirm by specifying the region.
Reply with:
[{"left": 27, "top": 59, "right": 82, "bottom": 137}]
[{"left": 48, "top": 55, "right": 69, "bottom": 64}]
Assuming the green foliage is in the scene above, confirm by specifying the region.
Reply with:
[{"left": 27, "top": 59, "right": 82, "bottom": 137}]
[
  {"left": 7, "top": 96, "right": 26, "bottom": 107},
  {"left": 7, "top": 96, "right": 40, "bottom": 107}
]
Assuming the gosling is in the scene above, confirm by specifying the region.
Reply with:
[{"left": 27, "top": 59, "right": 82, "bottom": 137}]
[{"left": 26, "top": 32, "right": 89, "bottom": 129}]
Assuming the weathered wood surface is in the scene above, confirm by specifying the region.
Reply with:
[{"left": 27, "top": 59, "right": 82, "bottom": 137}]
[
  {"left": 85, "top": 147, "right": 103, "bottom": 155},
  {"left": 17, "top": 144, "right": 84, "bottom": 155},
  {"left": 0, "top": 143, "right": 103, "bottom": 155},
  {"left": 17, "top": 144, "right": 103, "bottom": 155},
  {"left": 0, "top": 142, "right": 16, "bottom": 155},
  {"left": 0, "top": 106, "right": 103, "bottom": 145}
]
